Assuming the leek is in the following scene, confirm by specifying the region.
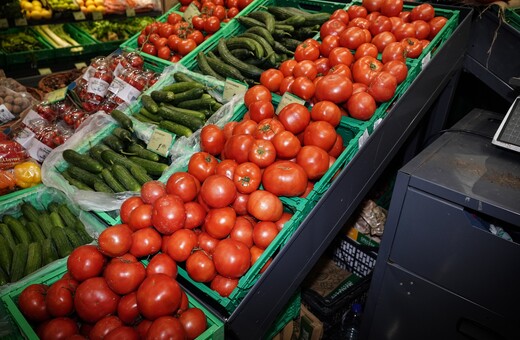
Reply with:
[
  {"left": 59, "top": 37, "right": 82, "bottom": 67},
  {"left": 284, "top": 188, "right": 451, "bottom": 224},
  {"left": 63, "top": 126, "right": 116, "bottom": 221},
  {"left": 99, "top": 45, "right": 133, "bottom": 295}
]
[
  {"left": 41, "top": 25, "right": 71, "bottom": 48},
  {"left": 34, "top": 25, "right": 61, "bottom": 48},
  {"left": 51, "top": 25, "right": 84, "bottom": 53}
]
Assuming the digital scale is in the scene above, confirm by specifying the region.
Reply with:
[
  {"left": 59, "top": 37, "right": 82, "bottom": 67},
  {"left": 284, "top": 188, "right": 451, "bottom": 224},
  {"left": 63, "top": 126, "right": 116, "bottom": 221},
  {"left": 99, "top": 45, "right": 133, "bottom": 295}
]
[{"left": 492, "top": 95, "right": 520, "bottom": 152}]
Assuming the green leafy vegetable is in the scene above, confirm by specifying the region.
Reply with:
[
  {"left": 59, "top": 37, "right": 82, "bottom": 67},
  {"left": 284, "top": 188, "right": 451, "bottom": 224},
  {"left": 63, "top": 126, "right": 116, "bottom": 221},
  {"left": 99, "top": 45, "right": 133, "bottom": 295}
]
[
  {"left": 75, "top": 17, "right": 154, "bottom": 42},
  {"left": 0, "top": 30, "right": 44, "bottom": 53}
]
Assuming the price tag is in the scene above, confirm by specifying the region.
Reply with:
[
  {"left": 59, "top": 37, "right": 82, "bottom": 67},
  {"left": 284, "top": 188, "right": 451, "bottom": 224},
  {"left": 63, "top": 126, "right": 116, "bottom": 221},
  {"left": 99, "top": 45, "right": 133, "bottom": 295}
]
[
  {"left": 38, "top": 68, "right": 52, "bottom": 75},
  {"left": 183, "top": 3, "right": 201, "bottom": 24},
  {"left": 14, "top": 18, "right": 28, "bottom": 26},
  {"left": 0, "top": 19, "right": 9, "bottom": 29},
  {"left": 74, "top": 62, "right": 87, "bottom": 69},
  {"left": 45, "top": 87, "right": 68, "bottom": 103},
  {"left": 421, "top": 52, "right": 431, "bottom": 69},
  {"left": 276, "top": 92, "right": 306, "bottom": 114},
  {"left": 73, "top": 11, "right": 86, "bottom": 21},
  {"left": 223, "top": 78, "right": 247, "bottom": 102},
  {"left": 373, "top": 118, "right": 383, "bottom": 131},
  {"left": 92, "top": 11, "right": 103, "bottom": 21},
  {"left": 0, "top": 104, "right": 16, "bottom": 124},
  {"left": 358, "top": 129, "right": 369, "bottom": 149},
  {"left": 147, "top": 129, "right": 174, "bottom": 157},
  {"left": 126, "top": 8, "right": 136, "bottom": 17}
]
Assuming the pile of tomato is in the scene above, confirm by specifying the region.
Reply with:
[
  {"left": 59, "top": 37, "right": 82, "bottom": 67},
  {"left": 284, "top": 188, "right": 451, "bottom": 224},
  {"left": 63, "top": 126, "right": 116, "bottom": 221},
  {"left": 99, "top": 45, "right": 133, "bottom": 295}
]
[
  {"left": 18, "top": 244, "right": 208, "bottom": 339},
  {"left": 258, "top": 1, "right": 447, "bottom": 121}
]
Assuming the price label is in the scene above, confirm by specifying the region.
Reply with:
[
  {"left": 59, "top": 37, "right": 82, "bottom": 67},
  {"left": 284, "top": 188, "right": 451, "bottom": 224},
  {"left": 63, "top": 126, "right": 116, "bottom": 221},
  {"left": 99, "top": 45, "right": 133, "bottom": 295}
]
[
  {"left": 92, "top": 11, "right": 103, "bottom": 21},
  {"left": 38, "top": 68, "right": 52, "bottom": 75},
  {"left": 358, "top": 129, "right": 369, "bottom": 149},
  {"left": 74, "top": 62, "right": 87, "bottom": 69},
  {"left": 73, "top": 11, "right": 86, "bottom": 21},
  {"left": 421, "top": 52, "right": 431, "bottom": 69},
  {"left": 0, "top": 104, "right": 15, "bottom": 124},
  {"left": 14, "top": 18, "right": 28, "bottom": 26},
  {"left": 276, "top": 92, "right": 306, "bottom": 114},
  {"left": 0, "top": 19, "right": 9, "bottom": 29},
  {"left": 45, "top": 87, "right": 68, "bottom": 103},
  {"left": 147, "top": 129, "right": 174, "bottom": 157},
  {"left": 183, "top": 3, "right": 201, "bottom": 24},
  {"left": 126, "top": 8, "right": 136, "bottom": 17},
  {"left": 223, "top": 78, "right": 247, "bottom": 102}
]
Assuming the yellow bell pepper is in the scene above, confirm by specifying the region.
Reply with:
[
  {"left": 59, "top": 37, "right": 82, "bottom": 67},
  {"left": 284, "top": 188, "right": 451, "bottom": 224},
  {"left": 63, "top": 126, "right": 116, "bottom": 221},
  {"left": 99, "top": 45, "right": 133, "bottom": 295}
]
[{"left": 13, "top": 161, "right": 42, "bottom": 189}]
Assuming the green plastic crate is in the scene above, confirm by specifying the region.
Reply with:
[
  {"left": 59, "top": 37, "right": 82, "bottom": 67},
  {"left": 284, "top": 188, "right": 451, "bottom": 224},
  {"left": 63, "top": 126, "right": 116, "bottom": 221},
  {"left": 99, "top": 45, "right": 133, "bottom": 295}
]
[
  {"left": 506, "top": 8, "right": 520, "bottom": 31},
  {"left": 0, "top": 27, "right": 55, "bottom": 66},
  {"left": 39, "top": 23, "right": 99, "bottom": 58},
  {"left": 177, "top": 196, "right": 306, "bottom": 313},
  {"left": 0, "top": 185, "right": 107, "bottom": 290},
  {"left": 0, "top": 264, "right": 224, "bottom": 340},
  {"left": 264, "top": 291, "right": 301, "bottom": 340}
]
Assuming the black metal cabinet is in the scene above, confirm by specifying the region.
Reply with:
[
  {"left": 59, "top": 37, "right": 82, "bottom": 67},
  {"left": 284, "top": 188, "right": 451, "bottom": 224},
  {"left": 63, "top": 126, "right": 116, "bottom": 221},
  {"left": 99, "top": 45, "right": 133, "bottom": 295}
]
[
  {"left": 361, "top": 109, "right": 520, "bottom": 340},
  {"left": 222, "top": 4, "right": 474, "bottom": 339}
]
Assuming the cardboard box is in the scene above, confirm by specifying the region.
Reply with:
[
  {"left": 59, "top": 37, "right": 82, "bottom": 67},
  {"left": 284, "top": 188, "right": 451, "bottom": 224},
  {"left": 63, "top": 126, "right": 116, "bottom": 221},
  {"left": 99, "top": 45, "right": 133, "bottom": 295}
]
[{"left": 296, "top": 304, "right": 323, "bottom": 340}]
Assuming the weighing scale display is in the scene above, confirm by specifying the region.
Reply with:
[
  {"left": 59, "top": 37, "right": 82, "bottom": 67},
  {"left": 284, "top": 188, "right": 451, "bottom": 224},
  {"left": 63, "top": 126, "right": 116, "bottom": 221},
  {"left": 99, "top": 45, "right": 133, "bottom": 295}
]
[{"left": 493, "top": 96, "right": 520, "bottom": 152}]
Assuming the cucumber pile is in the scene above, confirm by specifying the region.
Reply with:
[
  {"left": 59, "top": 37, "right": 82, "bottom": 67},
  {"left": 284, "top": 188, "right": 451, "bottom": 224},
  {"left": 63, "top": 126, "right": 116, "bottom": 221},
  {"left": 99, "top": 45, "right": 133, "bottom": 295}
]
[
  {"left": 197, "top": 6, "right": 331, "bottom": 83},
  {"left": 61, "top": 110, "right": 169, "bottom": 193},
  {"left": 134, "top": 72, "right": 223, "bottom": 137},
  {"left": 0, "top": 202, "right": 93, "bottom": 284}
]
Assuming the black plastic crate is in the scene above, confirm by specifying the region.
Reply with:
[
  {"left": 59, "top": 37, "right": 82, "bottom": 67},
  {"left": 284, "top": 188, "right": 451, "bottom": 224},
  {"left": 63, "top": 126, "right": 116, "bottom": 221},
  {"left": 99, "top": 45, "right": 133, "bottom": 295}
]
[{"left": 302, "top": 236, "right": 377, "bottom": 336}]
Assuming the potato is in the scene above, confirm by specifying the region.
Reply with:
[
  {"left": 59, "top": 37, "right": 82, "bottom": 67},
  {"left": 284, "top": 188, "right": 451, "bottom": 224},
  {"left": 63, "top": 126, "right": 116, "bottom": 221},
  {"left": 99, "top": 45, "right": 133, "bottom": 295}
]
[
  {"left": 13, "top": 96, "right": 23, "bottom": 106},
  {"left": 12, "top": 105, "right": 21, "bottom": 114},
  {"left": 4, "top": 95, "right": 13, "bottom": 104},
  {"left": 3, "top": 102, "right": 12, "bottom": 112}
]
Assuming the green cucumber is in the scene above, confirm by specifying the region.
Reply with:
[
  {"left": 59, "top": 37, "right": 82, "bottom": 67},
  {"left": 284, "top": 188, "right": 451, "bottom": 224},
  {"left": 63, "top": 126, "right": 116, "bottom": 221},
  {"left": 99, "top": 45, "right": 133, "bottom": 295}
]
[
  {"left": 197, "top": 52, "right": 225, "bottom": 81},
  {"left": 51, "top": 227, "right": 73, "bottom": 258},
  {"left": 101, "top": 149, "right": 146, "bottom": 172},
  {"left": 57, "top": 204, "right": 79, "bottom": 229},
  {"left": 103, "top": 134, "right": 126, "bottom": 153},
  {"left": 206, "top": 57, "right": 249, "bottom": 84},
  {"left": 49, "top": 211, "right": 66, "bottom": 229},
  {"left": 0, "top": 235, "right": 12, "bottom": 275},
  {"left": 0, "top": 223, "right": 17, "bottom": 249},
  {"left": 230, "top": 48, "right": 255, "bottom": 59},
  {"left": 88, "top": 144, "right": 112, "bottom": 168},
  {"left": 173, "top": 72, "right": 196, "bottom": 83},
  {"left": 63, "top": 228, "right": 84, "bottom": 248},
  {"left": 245, "top": 26, "right": 275, "bottom": 47},
  {"left": 0, "top": 267, "right": 8, "bottom": 285},
  {"left": 171, "top": 88, "right": 205, "bottom": 106},
  {"left": 61, "top": 169, "right": 94, "bottom": 191},
  {"left": 177, "top": 97, "right": 218, "bottom": 111},
  {"left": 126, "top": 143, "right": 160, "bottom": 162},
  {"left": 112, "top": 164, "right": 141, "bottom": 192},
  {"left": 141, "top": 95, "right": 160, "bottom": 114},
  {"left": 158, "top": 120, "right": 193, "bottom": 138},
  {"left": 112, "top": 127, "right": 133, "bottom": 143},
  {"left": 302, "top": 12, "right": 331, "bottom": 26},
  {"left": 3, "top": 215, "right": 31, "bottom": 245},
  {"left": 101, "top": 168, "right": 127, "bottom": 192},
  {"left": 41, "top": 238, "right": 58, "bottom": 265},
  {"left": 10, "top": 243, "right": 28, "bottom": 282},
  {"left": 239, "top": 33, "right": 277, "bottom": 67},
  {"left": 217, "top": 38, "right": 264, "bottom": 80},
  {"left": 20, "top": 203, "right": 40, "bottom": 223},
  {"left": 151, "top": 90, "right": 176, "bottom": 103},
  {"left": 276, "top": 15, "right": 306, "bottom": 27},
  {"left": 157, "top": 107, "right": 205, "bottom": 132},
  {"left": 63, "top": 149, "right": 104, "bottom": 174},
  {"left": 225, "top": 36, "right": 264, "bottom": 59},
  {"left": 133, "top": 113, "right": 159, "bottom": 125},
  {"left": 139, "top": 107, "right": 163, "bottom": 122},
  {"left": 161, "top": 81, "right": 205, "bottom": 94},
  {"left": 247, "top": 10, "right": 276, "bottom": 33},
  {"left": 111, "top": 109, "right": 134, "bottom": 132},
  {"left": 94, "top": 180, "right": 115, "bottom": 193},
  {"left": 67, "top": 165, "right": 101, "bottom": 187},
  {"left": 130, "top": 166, "right": 153, "bottom": 185},
  {"left": 236, "top": 16, "right": 266, "bottom": 29},
  {"left": 127, "top": 157, "right": 168, "bottom": 176},
  {"left": 26, "top": 221, "right": 45, "bottom": 242},
  {"left": 24, "top": 242, "right": 42, "bottom": 276},
  {"left": 39, "top": 213, "right": 54, "bottom": 238},
  {"left": 273, "top": 41, "right": 294, "bottom": 55}
]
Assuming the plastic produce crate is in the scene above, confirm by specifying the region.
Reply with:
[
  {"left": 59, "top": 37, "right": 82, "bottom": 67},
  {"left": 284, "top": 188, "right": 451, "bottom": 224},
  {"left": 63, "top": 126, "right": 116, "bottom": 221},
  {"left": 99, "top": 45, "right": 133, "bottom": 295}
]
[
  {"left": 0, "top": 27, "right": 55, "bottom": 67},
  {"left": 506, "top": 8, "right": 520, "bottom": 31},
  {"left": 0, "top": 264, "right": 224, "bottom": 340},
  {"left": 264, "top": 291, "right": 301, "bottom": 340},
  {"left": 302, "top": 236, "right": 377, "bottom": 336},
  {"left": 0, "top": 185, "right": 107, "bottom": 290}
]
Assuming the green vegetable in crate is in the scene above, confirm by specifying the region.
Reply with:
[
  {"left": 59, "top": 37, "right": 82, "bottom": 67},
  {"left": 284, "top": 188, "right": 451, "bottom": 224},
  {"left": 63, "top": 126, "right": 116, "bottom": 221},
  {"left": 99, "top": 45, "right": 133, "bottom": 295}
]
[
  {"left": 101, "top": 168, "right": 127, "bottom": 192},
  {"left": 9, "top": 243, "right": 28, "bottom": 282},
  {"left": 33, "top": 25, "right": 83, "bottom": 52},
  {"left": 0, "top": 31, "right": 45, "bottom": 53},
  {"left": 0, "top": 235, "right": 12, "bottom": 274},
  {"left": 157, "top": 105, "right": 205, "bottom": 132},
  {"left": 76, "top": 17, "right": 154, "bottom": 42},
  {"left": 111, "top": 109, "right": 134, "bottom": 132},
  {"left": 24, "top": 242, "right": 42, "bottom": 276},
  {"left": 63, "top": 149, "right": 104, "bottom": 174},
  {"left": 112, "top": 164, "right": 141, "bottom": 192}
]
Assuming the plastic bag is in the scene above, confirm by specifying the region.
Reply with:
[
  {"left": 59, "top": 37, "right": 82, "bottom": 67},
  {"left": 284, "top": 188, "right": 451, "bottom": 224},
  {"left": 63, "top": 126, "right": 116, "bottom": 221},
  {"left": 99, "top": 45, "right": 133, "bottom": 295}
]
[
  {"left": 0, "top": 86, "right": 37, "bottom": 125},
  {"left": 104, "top": 0, "right": 161, "bottom": 14},
  {"left": 0, "top": 140, "right": 29, "bottom": 170},
  {"left": 41, "top": 112, "right": 139, "bottom": 211}
]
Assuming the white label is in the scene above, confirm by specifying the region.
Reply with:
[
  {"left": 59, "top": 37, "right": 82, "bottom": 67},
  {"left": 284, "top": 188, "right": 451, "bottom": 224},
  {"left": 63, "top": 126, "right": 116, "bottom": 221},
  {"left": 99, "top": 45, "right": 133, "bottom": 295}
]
[
  {"left": 82, "top": 66, "right": 96, "bottom": 81},
  {"left": 113, "top": 63, "right": 125, "bottom": 78},
  {"left": 223, "top": 78, "right": 247, "bottom": 102},
  {"left": 92, "top": 11, "right": 103, "bottom": 21},
  {"left": 373, "top": 118, "right": 383, "bottom": 130},
  {"left": 147, "top": 129, "right": 174, "bottom": 157},
  {"left": 14, "top": 18, "right": 28, "bottom": 26},
  {"left": 358, "top": 129, "right": 369, "bottom": 149},
  {"left": 0, "top": 19, "right": 8, "bottom": 28},
  {"left": 14, "top": 127, "right": 36, "bottom": 149},
  {"left": 276, "top": 92, "right": 306, "bottom": 114},
  {"left": 38, "top": 68, "right": 52, "bottom": 75},
  {"left": 126, "top": 8, "right": 136, "bottom": 17},
  {"left": 421, "top": 52, "right": 432, "bottom": 69},
  {"left": 73, "top": 11, "right": 86, "bottom": 20},
  {"left": 27, "top": 136, "right": 53, "bottom": 162},
  {"left": 87, "top": 77, "right": 110, "bottom": 97},
  {"left": 0, "top": 104, "right": 15, "bottom": 123},
  {"left": 183, "top": 3, "right": 201, "bottom": 24},
  {"left": 117, "top": 82, "right": 141, "bottom": 103},
  {"left": 22, "top": 109, "right": 44, "bottom": 129},
  {"left": 107, "top": 77, "right": 126, "bottom": 95}
]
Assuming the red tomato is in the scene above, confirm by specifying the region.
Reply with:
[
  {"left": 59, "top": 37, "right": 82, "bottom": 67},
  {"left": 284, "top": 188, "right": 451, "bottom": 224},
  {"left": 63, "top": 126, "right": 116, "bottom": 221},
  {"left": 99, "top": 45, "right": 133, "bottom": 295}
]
[
  {"left": 328, "top": 64, "right": 352, "bottom": 80},
  {"left": 224, "top": 134, "right": 255, "bottom": 163},
  {"left": 200, "top": 174, "right": 237, "bottom": 208},
  {"left": 250, "top": 245, "right": 272, "bottom": 273},
  {"left": 237, "top": 0, "right": 253, "bottom": 9},
  {"left": 146, "top": 316, "right": 186, "bottom": 340},
  {"left": 347, "top": 92, "right": 377, "bottom": 120},
  {"left": 137, "top": 274, "right": 182, "bottom": 320},
  {"left": 244, "top": 85, "right": 271, "bottom": 109},
  {"left": 152, "top": 194, "right": 186, "bottom": 235},
  {"left": 204, "top": 15, "right": 221, "bottom": 34},
  {"left": 247, "top": 190, "right": 283, "bottom": 221},
  {"left": 310, "top": 101, "right": 341, "bottom": 127},
  {"left": 393, "top": 22, "right": 415, "bottom": 41},
  {"left": 188, "top": 152, "right": 218, "bottom": 182},
  {"left": 315, "top": 57, "right": 331, "bottom": 75},
  {"left": 319, "top": 19, "right": 347, "bottom": 40},
  {"left": 137, "top": 34, "right": 146, "bottom": 46},
  {"left": 197, "top": 231, "right": 220, "bottom": 254},
  {"left": 248, "top": 139, "right": 276, "bottom": 168},
  {"left": 117, "top": 293, "right": 139, "bottom": 325},
  {"left": 46, "top": 278, "right": 78, "bottom": 317},
  {"left": 331, "top": 8, "right": 350, "bottom": 25},
  {"left": 382, "top": 41, "right": 406, "bottom": 63},
  {"left": 135, "top": 320, "right": 153, "bottom": 339},
  {"left": 413, "top": 19, "right": 431, "bottom": 40},
  {"left": 227, "top": 6, "right": 239, "bottom": 18},
  {"left": 296, "top": 145, "right": 330, "bottom": 180},
  {"left": 179, "top": 308, "right": 207, "bottom": 339},
  {"left": 274, "top": 212, "right": 293, "bottom": 231},
  {"left": 389, "top": 16, "right": 404, "bottom": 33},
  {"left": 349, "top": 17, "right": 371, "bottom": 29},
  {"left": 352, "top": 56, "right": 383, "bottom": 86},
  {"left": 294, "top": 41, "right": 320, "bottom": 62},
  {"left": 165, "top": 229, "right": 197, "bottom": 261},
  {"left": 293, "top": 60, "right": 318, "bottom": 80},
  {"left": 401, "top": 11, "right": 413, "bottom": 23},
  {"left": 140, "top": 181, "right": 166, "bottom": 205},
  {"left": 362, "top": 0, "right": 384, "bottom": 12},
  {"left": 328, "top": 133, "right": 345, "bottom": 158},
  {"left": 74, "top": 277, "right": 120, "bottom": 324},
  {"left": 338, "top": 27, "right": 367, "bottom": 50},
  {"left": 272, "top": 131, "right": 301, "bottom": 159},
  {"left": 188, "top": 30, "right": 204, "bottom": 45},
  {"left": 157, "top": 46, "right": 171, "bottom": 60},
  {"left": 303, "top": 121, "right": 338, "bottom": 151},
  {"left": 67, "top": 245, "right": 105, "bottom": 282},
  {"left": 186, "top": 250, "right": 217, "bottom": 282},
  {"left": 233, "top": 119, "right": 257, "bottom": 136},
  {"left": 233, "top": 161, "right": 262, "bottom": 194},
  {"left": 213, "top": 5, "right": 226, "bottom": 20},
  {"left": 231, "top": 192, "right": 249, "bottom": 216},
  {"left": 167, "top": 12, "right": 182, "bottom": 25},
  {"left": 369, "top": 15, "right": 392, "bottom": 36},
  {"left": 249, "top": 100, "right": 275, "bottom": 123},
  {"left": 130, "top": 227, "right": 162, "bottom": 257},
  {"left": 368, "top": 71, "right": 397, "bottom": 102},
  {"left": 381, "top": 0, "right": 403, "bottom": 17},
  {"left": 279, "top": 60, "right": 298, "bottom": 77},
  {"left": 382, "top": 60, "right": 408, "bottom": 84},
  {"left": 166, "top": 172, "right": 201, "bottom": 203},
  {"left": 254, "top": 118, "right": 285, "bottom": 141},
  {"left": 290, "top": 76, "right": 316, "bottom": 101},
  {"left": 185, "top": 201, "right": 207, "bottom": 229},
  {"left": 260, "top": 69, "right": 284, "bottom": 92},
  {"left": 319, "top": 35, "right": 340, "bottom": 58},
  {"left": 253, "top": 221, "right": 279, "bottom": 249},
  {"left": 128, "top": 204, "right": 153, "bottom": 231},
  {"left": 279, "top": 76, "right": 295, "bottom": 95},
  {"left": 104, "top": 326, "right": 139, "bottom": 340},
  {"left": 429, "top": 16, "right": 447, "bottom": 40},
  {"left": 230, "top": 216, "right": 254, "bottom": 248},
  {"left": 192, "top": 15, "right": 206, "bottom": 31},
  {"left": 328, "top": 46, "right": 355, "bottom": 67},
  {"left": 213, "top": 238, "right": 251, "bottom": 278},
  {"left": 355, "top": 42, "right": 379, "bottom": 60},
  {"left": 366, "top": 11, "right": 380, "bottom": 22},
  {"left": 39, "top": 317, "right": 79, "bottom": 340},
  {"left": 104, "top": 254, "right": 146, "bottom": 295},
  {"left": 215, "top": 159, "right": 238, "bottom": 180},
  {"left": 120, "top": 196, "right": 144, "bottom": 224},
  {"left": 210, "top": 275, "right": 238, "bottom": 297},
  {"left": 177, "top": 38, "right": 197, "bottom": 56},
  {"left": 411, "top": 3, "right": 435, "bottom": 22},
  {"left": 402, "top": 37, "right": 423, "bottom": 58},
  {"left": 203, "top": 207, "right": 237, "bottom": 239},
  {"left": 348, "top": 5, "right": 368, "bottom": 19},
  {"left": 200, "top": 124, "right": 225, "bottom": 156},
  {"left": 90, "top": 315, "right": 123, "bottom": 340},
  {"left": 314, "top": 74, "right": 353, "bottom": 104},
  {"left": 352, "top": 82, "right": 369, "bottom": 94},
  {"left": 371, "top": 31, "right": 396, "bottom": 52},
  {"left": 18, "top": 284, "right": 50, "bottom": 323},
  {"left": 97, "top": 224, "right": 132, "bottom": 258},
  {"left": 146, "top": 253, "right": 178, "bottom": 278},
  {"left": 142, "top": 43, "right": 157, "bottom": 56}
]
